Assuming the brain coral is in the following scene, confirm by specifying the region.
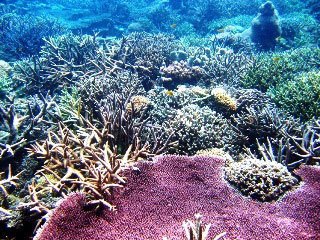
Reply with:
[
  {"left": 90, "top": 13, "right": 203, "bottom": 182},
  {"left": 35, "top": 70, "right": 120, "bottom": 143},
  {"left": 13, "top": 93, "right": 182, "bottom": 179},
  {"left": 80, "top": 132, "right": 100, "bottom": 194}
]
[{"left": 35, "top": 155, "right": 320, "bottom": 240}]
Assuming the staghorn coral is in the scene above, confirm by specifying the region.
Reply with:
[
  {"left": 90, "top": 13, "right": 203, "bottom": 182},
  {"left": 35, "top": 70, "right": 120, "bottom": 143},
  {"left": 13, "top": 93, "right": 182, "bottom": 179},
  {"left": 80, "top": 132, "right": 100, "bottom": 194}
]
[
  {"left": 26, "top": 121, "right": 144, "bottom": 213},
  {"left": 0, "top": 13, "right": 65, "bottom": 61},
  {"left": 284, "top": 118, "right": 320, "bottom": 166},
  {"left": 77, "top": 70, "right": 145, "bottom": 117},
  {"left": 0, "top": 94, "right": 57, "bottom": 163},
  {"left": 164, "top": 213, "right": 226, "bottom": 240},
  {"left": 13, "top": 33, "right": 123, "bottom": 94},
  {"left": 200, "top": 41, "right": 254, "bottom": 86},
  {"left": 34, "top": 155, "right": 320, "bottom": 239},
  {"left": 240, "top": 47, "right": 320, "bottom": 92},
  {"left": 112, "top": 32, "right": 182, "bottom": 89},
  {"left": 231, "top": 88, "right": 296, "bottom": 146},
  {"left": 0, "top": 60, "right": 12, "bottom": 99},
  {"left": 98, "top": 92, "right": 176, "bottom": 155},
  {"left": 280, "top": 13, "right": 319, "bottom": 48},
  {"left": 25, "top": 102, "right": 176, "bottom": 214},
  {"left": 224, "top": 157, "right": 298, "bottom": 202},
  {"left": 0, "top": 165, "right": 22, "bottom": 217}
]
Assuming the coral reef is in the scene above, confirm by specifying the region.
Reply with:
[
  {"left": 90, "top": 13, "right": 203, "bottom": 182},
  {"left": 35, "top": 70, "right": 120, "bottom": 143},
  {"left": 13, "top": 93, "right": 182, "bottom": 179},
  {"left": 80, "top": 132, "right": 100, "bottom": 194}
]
[
  {"left": 0, "top": 94, "right": 57, "bottom": 164},
  {"left": 285, "top": 119, "right": 320, "bottom": 166},
  {"left": 0, "top": 0, "right": 318, "bottom": 237},
  {"left": 241, "top": 47, "right": 320, "bottom": 92},
  {"left": 34, "top": 155, "right": 320, "bottom": 240},
  {"left": 0, "top": 60, "right": 12, "bottom": 99}
]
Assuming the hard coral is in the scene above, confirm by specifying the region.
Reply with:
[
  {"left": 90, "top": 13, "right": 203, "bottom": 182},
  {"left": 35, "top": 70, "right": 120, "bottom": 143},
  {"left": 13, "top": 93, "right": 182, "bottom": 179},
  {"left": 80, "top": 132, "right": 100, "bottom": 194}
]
[
  {"left": 211, "top": 87, "right": 237, "bottom": 111},
  {"left": 224, "top": 158, "right": 299, "bottom": 202},
  {"left": 35, "top": 155, "right": 320, "bottom": 240},
  {"left": 160, "top": 61, "right": 204, "bottom": 89},
  {"left": 125, "top": 95, "right": 150, "bottom": 114}
]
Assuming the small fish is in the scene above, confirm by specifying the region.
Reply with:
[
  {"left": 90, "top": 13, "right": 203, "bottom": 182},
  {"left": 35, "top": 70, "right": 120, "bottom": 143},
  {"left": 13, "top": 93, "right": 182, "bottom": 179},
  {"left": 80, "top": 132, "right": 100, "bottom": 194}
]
[
  {"left": 272, "top": 56, "right": 281, "bottom": 62},
  {"left": 165, "top": 90, "right": 174, "bottom": 96},
  {"left": 170, "top": 23, "right": 177, "bottom": 29},
  {"left": 217, "top": 28, "right": 225, "bottom": 33}
]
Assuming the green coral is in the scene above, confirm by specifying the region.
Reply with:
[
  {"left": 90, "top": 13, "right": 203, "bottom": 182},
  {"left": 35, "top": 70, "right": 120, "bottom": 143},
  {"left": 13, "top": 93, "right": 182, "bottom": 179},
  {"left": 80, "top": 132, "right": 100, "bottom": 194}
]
[
  {"left": 58, "top": 86, "right": 82, "bottom": 120},
  {"left": 268, "top": 71, "right": 320, "bottom": 121},
  {"left": 241, "top": 47, "right": 320, "bottom": 92}
]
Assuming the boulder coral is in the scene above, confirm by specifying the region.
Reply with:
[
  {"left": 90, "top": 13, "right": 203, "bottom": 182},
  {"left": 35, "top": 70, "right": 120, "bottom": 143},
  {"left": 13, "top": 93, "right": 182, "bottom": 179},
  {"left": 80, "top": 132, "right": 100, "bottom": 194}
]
[
  {"left": 251, "top": 1, "right": 281, "bottom": 50},
  {"left": 224, "top": 157, "right": 299, "bottom": 202},
  {"left": 35, "top": 155, "right": 320, "bottom": 240}
]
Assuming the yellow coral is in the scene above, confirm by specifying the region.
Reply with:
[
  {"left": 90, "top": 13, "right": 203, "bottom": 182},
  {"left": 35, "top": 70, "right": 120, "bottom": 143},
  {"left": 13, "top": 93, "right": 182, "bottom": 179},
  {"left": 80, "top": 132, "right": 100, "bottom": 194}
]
[
  {"left": 196, "top": 148, "right": 233, "bottom": 162},
  {"left": 211, "top": 87, "right": 237, "bottom": 111}
]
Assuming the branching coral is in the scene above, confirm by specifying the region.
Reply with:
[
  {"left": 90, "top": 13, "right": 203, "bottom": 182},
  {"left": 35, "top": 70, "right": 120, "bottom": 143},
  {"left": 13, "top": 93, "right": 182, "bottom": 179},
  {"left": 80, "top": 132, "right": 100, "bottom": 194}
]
[
  {"left": 27, "top": 121, "right": 139, "bottom": 212},
  {"left": 26, "top": 103, "right": 176, "bottom": 213},
  {"left": 268, "top": 71, "right": 320, "bottom": 121},
  {"left": 0, "top": 165, "right": 22, "bottom": 216},
  {"left": 284, "top": 118, "right": 320, "bottom": 166},
  {"left": 77, "top": 70, "right": 145, "bottom": 116},
  {"left": 13, "top": 33, "right": 123, "bottom": 94},
  {"left": 0, "top": 13, "right": 65, "bottom": 61},
  {"left": 240, "top": 47, "right": 320, "bottom": 92},
  {"left": 231, "top": 88, "right": 296, "bottom": 145},
  {"left": 164, "top": 213, "right": 226, "bottom": 240},
  {"left": 0, "top": 94, "right": 57, "bottom": 162},
  {"left": 111, "top": 32, "right": 182, "bottom": 89},
  {"left": 205, "top": 49, "right": 254, "bottom": 86}
]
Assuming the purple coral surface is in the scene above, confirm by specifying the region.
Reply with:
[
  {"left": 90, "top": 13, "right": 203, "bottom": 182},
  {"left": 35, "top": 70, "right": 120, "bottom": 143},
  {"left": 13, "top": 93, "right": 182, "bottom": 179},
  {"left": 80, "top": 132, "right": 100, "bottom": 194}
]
[{"left": 35, "top": 155, "right": 320, "bottom": 240}]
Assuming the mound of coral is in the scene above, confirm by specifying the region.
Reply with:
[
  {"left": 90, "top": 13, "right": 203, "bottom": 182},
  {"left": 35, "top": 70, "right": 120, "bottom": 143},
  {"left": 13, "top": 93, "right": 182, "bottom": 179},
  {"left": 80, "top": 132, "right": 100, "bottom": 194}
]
[
  {"left": 35, "top": 155, "right": 320, "bottom": 240},
  {"left": 224, "top": 158, "right": 299, "bottom": 201}
]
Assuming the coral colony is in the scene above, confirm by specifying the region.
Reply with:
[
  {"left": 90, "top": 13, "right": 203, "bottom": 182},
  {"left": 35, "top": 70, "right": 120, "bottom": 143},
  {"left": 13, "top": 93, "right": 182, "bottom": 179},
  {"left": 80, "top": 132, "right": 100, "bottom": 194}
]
[{"left": 0, "top": 0, "right": 319, "bottom": 239}]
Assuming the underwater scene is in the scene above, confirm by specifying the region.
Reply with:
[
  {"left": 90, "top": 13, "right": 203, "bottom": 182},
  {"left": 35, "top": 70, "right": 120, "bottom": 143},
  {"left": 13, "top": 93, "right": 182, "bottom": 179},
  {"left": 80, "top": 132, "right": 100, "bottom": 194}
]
[{"left": 0, "top": 0, "right": 319, "bottom": 239}]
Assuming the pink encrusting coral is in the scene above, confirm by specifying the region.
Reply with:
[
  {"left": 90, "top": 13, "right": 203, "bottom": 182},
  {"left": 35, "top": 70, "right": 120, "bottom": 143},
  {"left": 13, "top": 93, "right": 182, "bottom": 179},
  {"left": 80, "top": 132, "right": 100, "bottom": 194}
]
[{"left": 35, "top": 155, "right": 320, "bottom": 240}]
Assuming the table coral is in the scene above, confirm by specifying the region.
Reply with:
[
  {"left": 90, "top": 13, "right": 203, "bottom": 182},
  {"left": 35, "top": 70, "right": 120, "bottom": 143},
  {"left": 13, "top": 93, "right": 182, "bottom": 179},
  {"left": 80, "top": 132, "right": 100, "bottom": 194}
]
[{"left": 35, "top": 155, "right": 320, "bottom": 240}]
